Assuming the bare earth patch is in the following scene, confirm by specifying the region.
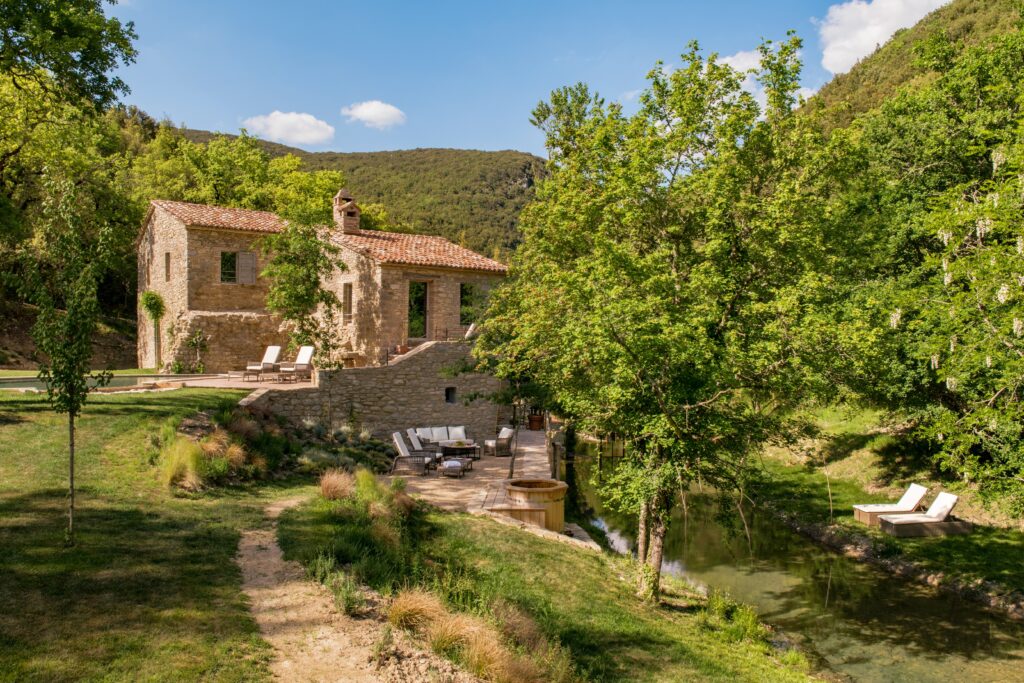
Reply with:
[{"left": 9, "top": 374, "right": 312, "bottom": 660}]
[{"left": 237, "top": 497, "right": 477, "bottom": 683}]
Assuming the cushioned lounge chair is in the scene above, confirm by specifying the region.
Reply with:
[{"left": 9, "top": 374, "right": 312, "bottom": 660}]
[
  {"left": 280, "top": 345, "right": 314, "bottom": 382},
  {"left": 853, "top": 483, "right": 928, "bottom": 526},
  {"left": 879, "top": 492, "right": 973, "bottom": 537},
  {"left": 243, "top": 345, "right": 281, "bottom": 381},
  {"left": 390, "top": 432, "right": 433, "bottom": 475},
  {"left": 407, "top": 429, "right": 440, "bottom": 454}
]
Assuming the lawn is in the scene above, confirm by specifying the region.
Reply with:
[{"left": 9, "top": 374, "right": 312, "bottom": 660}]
[
  {"left": 278, "top": 496, "right": 812, "bottom": 683},
  {"left": 0, "top": 389, "right": 312, "bottom": 682},
  {"left": 755, "top": 406, "right": 1024, "bottom": 594}
]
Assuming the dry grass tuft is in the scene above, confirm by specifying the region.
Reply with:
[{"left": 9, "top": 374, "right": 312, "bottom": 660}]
[
  {"left": 387, "top": 589, "right": 445, "bottom": 633},
  {"left": 392, "top": 490, "right": 417, "bottom": 516},
  {"left": 224, "top": 442, "right": 248, "bottom": 469},
  {"left": 320, "top": 469, "right": 355, "bottom": 500},
  {"left": 496, "top": 655, "right": 546, "bottom": 683},
  {"left": 199, "top": 428, "right": 230, "bottom": 457},
  {"left": 426, "top": 612, "right": 479, "bottom": 655},
  {"left": 462, "top": 626, "right": 511, "bottom": 680},
  {"left": 492, "top": 599, "right": 546, "bottom": 652},
  {"left": 227, "top": 414, "right": 261, "bottom": 441}
]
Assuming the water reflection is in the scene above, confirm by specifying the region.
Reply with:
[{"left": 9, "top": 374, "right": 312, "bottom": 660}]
[{"left": 564, "top": 448, "right": 1024, "bottom": 683}]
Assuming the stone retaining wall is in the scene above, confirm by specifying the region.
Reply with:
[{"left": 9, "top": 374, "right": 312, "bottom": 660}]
[{"left": 247, "top": 341, "right": 505, "bottom": 441}]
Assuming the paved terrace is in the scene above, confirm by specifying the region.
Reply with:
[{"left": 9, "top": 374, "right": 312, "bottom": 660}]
[{"left": 390, "top": 429, "right": 552, "bottom": 512}]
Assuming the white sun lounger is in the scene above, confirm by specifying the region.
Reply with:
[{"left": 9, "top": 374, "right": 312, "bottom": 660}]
[
  {"left": 243, "top": 345, "right": 281, "bottom": 381},
  {"left": 852, "top": 483, "right": 928, "bottom": 526},
  {"left": 879, "top": 492, "right": 973, "bottom": 537}
]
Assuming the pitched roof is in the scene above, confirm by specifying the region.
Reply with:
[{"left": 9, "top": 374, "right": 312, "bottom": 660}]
[
  {"left": 332, "top": 230, "right": 507, "bottom": 273},
  {"left": 151, "top": 199, "right": 283, "bottom": 233},
  {"left": 149, "top": 199, "right": 507, "bottom": 274}
]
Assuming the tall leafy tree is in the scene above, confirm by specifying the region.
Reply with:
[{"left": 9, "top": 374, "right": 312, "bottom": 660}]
[
  {"left": 20, "top": 176, "right": 112, "bottom": 545},
  {"left": 479, "top": 35, "right": 828, "bottom": 598},
  {"left": 0, "top": 0, "right": 136, "bottom": 108}
]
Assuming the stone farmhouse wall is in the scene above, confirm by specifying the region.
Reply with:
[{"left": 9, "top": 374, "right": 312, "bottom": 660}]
[
  {"left": 323, "top": 246, "right": 383, "bottom": 363},
  {"left": 137, "top": 210, "right": 189, "bottom": 369},
  {"left": 245, "top": 341, "right": 505, "bottom": 441},
  {"left": 186, "top": 227, "right": 271, "bottom": 312},
  {"left": 166, "top": 311, "right": 281, "bottom": 374}
]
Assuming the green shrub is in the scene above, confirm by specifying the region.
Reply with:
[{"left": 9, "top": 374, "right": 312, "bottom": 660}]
[{"left": 328, "top": 571, "right": 365, "bottom": 615}]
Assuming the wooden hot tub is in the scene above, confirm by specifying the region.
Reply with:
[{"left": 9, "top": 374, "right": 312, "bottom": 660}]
[{"left": 503, "top": 478, "right": 568, "bottom": 532}]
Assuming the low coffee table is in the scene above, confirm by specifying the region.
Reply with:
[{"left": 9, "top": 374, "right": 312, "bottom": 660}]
[{"left": 441, "top": 444, "right": 477, "bottom": 459}]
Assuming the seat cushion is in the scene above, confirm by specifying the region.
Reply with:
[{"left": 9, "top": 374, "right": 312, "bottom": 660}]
[
  {"left": 431, "top": 426, "right": 449, "bottom": 442},
  {"left": 442, "top": 460, "right": 462, "bottom": 469},
  {"left": 498, "top": 427, "right": 514, "bottom": 439},
  {"left": 448, "top": 425, "right": 467, "bottom": 440},
  {"left": 416, "top": 427, "right": 432, "bottom": 441},
  {"left": 484, "top": 440, "right": 496, "bottom": 448}
]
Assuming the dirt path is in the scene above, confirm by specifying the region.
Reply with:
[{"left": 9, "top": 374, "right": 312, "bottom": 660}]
[{"left": 237, "top": 497, "right": 475, "bottom": 683}]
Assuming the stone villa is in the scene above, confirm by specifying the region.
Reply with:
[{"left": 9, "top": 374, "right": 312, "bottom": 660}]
[{"left": 137, "top": 189, "right": 507, "bottom": 373}]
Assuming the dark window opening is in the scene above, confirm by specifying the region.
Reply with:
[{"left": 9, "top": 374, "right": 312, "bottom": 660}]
[
  {"left": 220, "top": 251, "right": 238, "bottom": 283},
  {"left": 445, "top": 387, "right": 457, "bottom": 404},
  {"left": 460, "top": 283, "right": 484, "bottom": 325},
  {"left": 164, "top": 252, "right": 171, "bottom": 282},
  {"left": 408, "top": 281, "right": 427, "bottom": 338},
  {"left": 346, "top": 210, "right": 357, "bottom": 217}
]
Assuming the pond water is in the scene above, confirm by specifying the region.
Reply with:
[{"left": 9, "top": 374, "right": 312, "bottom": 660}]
[
  {"left": 0, "top": 374, "right": 194, "bottom": 391},
  {"left": 563, "top": 446, "right": 1024, "bottom": 683}
]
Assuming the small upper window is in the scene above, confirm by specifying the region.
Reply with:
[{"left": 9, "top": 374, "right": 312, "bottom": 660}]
[
  {"left": 342, "top": 283, "right": 354, "bottom": 324},
  {"left": 164, "top": 252, "right": 171, "bottom": 282},
  {"left": 220, "top": 252, "right": 238, "bottom": 283},
  {"left": 346, "top": 210, "right": 357, "bottom": 217}
]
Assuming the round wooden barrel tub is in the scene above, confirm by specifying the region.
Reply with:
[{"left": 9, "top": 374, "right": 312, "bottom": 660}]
[{"left": 504, "top": 479, "right": 569, "bottom": 532}]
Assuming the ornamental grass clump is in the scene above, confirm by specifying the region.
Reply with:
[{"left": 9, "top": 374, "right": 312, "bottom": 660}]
[
  {"left": 320, "top": 468, "right": 355, "bottom": 500},
  {"left": 387, "top": 589, "right": 446, "bottom": 632},
  {"left": 161, "top": 437, "right": 204, "bottom": 491}
]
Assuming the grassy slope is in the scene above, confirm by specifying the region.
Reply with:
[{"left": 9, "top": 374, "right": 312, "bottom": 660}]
[
  {"left": 279, "top": 498, "right": 810, "bottom": 683},
  {"left": 0, "top": 390, "right": 313, "bottom": 682},
  {"left": 812, "top": 0, "right": 1019, "bottom": 130},
  {"left": 182, "top": 129, "right": 546, "bottom": 257},
  {"left": 756, "top": 407, "right": 1024, "bottom": 593}
]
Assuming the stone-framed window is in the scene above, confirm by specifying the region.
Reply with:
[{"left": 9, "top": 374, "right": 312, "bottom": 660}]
[
  {"left": 164, "top": 252, "right": 171, "bottom": 282},
  {"left": 220, "top": 251, "right": 257, "bottom": 285},
  {"left": 459, "top": 283, "right": 483, "bottom": 325},
  {"left": 342, "top": 283, "right": 354, "bottom": 325}
]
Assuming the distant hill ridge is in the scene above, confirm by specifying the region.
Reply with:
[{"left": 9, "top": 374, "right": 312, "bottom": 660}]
[
  {"left": 181, "top": 129, "right": 546, "bottom": 258},
  {"left": 813, "top": 0, "right": 1019, "bottom": 129}
]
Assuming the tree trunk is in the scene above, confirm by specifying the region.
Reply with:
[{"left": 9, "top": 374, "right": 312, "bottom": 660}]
[
  {"left": 645, "top": 512, "right": 667, "bottom": 599},
  {"left": 66, "top": 412, "right": 75, "bottom": 546},
  {"left": 636, "top": 500, "right": 650, "bottom": 564}
]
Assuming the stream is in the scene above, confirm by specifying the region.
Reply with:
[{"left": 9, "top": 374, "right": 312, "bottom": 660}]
[{"left": 562, "top": 447, "right": 1024, "bottom": 682}]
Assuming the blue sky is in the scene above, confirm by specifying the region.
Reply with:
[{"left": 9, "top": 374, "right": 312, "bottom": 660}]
[{"left": 110, "top": 0, "right": 949, "bottom": 156}]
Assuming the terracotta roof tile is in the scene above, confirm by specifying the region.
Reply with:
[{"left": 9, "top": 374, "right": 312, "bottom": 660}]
[
  {"left": 331, "top": 230, "right": 507, "bottom": 273},
  {"left": 150, "top": 199, "right": 507, "bottom": 274},
  {"left": 151, "top": 199, "right": 283, "bottom": 233}
]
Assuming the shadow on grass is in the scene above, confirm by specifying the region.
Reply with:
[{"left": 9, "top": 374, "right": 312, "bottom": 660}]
[
  {"left": 817, "top": 431, "right": 876, "bottom": 465},
  {"left": 0, "top": 490, "right": 269, "bottom": 680}
]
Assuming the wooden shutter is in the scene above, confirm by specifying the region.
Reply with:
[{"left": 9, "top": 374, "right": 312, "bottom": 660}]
[{"left": 237, "top": 251, "right": 257, "bottom": 285}]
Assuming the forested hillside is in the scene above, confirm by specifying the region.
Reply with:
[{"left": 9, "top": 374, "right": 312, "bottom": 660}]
[
  {"left": 813, "top": 0, "right": 1019, "bottom": 129},
  {"left": 182, "top": 129, "right": 545, "bottom": 257}
]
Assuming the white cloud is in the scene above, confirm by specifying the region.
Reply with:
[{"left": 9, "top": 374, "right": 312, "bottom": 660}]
[
  {"left": 622, "top": 88, "right": 642, "bottom": 102},
  {"left": 242, "top": 111, "right": 334, "bottom": 145},
  {"left": 720, "top": 49, "right": 762, "bottom": 73},
  {"left": 341, "top": 100, "right": 407, "bottom": 130},
  {"left": 818, "top": 0, "right": 950, "bottom": 74}
]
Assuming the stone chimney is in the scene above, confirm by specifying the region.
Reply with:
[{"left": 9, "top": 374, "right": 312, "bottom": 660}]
[{"left": 332, "top": 188, "right": 360, "bottom": 234}]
